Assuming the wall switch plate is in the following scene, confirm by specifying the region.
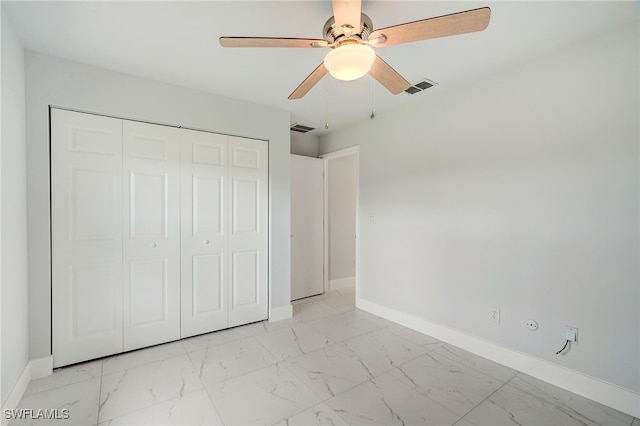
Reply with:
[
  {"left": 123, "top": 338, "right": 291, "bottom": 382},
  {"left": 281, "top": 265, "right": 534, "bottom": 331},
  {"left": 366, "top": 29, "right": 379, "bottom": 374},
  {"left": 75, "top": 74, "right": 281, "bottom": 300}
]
[
  {"left": 525, "top": 319, "right": 539, "bottom": 330},
  {"left": 490, "top": 307, "right": 500, "bottom": 323},
  {"left": 565, "top": 326, "right": 578, "bottom": 342}
]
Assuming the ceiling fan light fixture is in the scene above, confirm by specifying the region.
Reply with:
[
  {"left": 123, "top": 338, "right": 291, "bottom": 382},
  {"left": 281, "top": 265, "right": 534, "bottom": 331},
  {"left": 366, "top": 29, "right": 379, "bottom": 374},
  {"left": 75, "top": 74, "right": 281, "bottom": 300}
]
[{"left": 324, "top": 43, "right": 375, "bottom": 81}]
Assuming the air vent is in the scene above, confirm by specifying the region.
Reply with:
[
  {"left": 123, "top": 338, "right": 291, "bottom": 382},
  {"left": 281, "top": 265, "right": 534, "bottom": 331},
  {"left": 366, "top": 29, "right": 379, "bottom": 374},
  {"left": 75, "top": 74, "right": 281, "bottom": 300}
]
[
  {"left": 290, "top": 123, "right": 315, "bottom": 133},
  {"left": 405, "top": 78, "right": 437, "bottom": 95}
]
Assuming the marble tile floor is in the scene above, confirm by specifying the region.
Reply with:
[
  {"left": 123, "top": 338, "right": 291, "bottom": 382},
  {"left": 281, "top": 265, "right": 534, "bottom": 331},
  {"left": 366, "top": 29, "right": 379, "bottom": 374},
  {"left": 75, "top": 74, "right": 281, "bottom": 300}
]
[{"left": 12, "top": 287, "right": 638, "bottom": 426}]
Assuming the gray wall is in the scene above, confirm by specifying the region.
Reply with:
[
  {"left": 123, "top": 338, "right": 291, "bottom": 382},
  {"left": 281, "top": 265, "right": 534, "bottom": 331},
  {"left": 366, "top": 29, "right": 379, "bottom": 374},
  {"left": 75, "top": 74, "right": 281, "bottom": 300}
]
[
  {"left": 319, "top": 22, "right": 639, "bottom": 393},
  {"left": 25, "top": 52, "right": 291, "bottom": 360},
  {"left": 290, "top": 131, "right": 320, "bottom": 157},
  {"left": 1, "top": 9, "right": 29, "bottom": 403}
]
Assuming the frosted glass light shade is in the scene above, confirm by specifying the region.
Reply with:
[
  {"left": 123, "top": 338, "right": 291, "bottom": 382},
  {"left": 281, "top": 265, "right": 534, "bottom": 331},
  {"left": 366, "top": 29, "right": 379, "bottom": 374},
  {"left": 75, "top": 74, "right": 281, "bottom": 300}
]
[{"left": 324, "top": 44, "right": 375, "bottom": 81}]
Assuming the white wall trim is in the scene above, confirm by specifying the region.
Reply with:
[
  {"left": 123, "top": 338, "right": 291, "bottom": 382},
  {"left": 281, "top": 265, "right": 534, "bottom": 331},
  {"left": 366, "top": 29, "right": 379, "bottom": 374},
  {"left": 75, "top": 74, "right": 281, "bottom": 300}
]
[
  {"left": 0, "top": 356, "right": 53, "bottom": 425},
  {"left": 319, "top": 145, "right": 360, "bottom": 160},
  {"left": 269, "top": 304, "right": 292, "bottom": 322},
  {"left": 357, "top": 297, "right": 640, "bottom": 418},
  {"left": 329, "top": 277, "right": 355, "bottom": 291}
]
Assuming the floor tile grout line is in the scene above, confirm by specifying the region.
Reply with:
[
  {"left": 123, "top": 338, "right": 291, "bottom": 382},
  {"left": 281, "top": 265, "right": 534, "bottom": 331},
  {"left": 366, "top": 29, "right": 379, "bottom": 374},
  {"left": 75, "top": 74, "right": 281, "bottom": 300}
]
[
  {"left": 500, "top": 371, "right": 618, "bottom": 421},
  {"left": 22, "top": 366, "right": 103, "bottom": 399},
  {"left": 251, "top": 327, "right": 294, "bottom": 363},
  {"left": 370, "top": 327, "right": 437, "bottom": 359},
  {"left": 97, "top": 348, "right": 215, "bottom": 424},
  {"left": 313, "top": 377, "right": 381, "bottom": 424},
  {"left": 276, "top": 361, "right": 330, "bottom": 417},
  {"left": 202, "top": 385, "right": 227, "bottom": 426},
  {"left": 430, "top": 343, "right": 517, "bottom": 383},
  {"left": 277, "top": 295, "right": 394, "bottom": 422},
  {"left": 453, "top": 368, "right": 520, "bottom": 423},
  {"left": 22, "top": 369, "right": 95, "bottom": 414},
  {"left": 325, "top": 315, "right": 515, "bottom": 425},
  {"left": 95, "top": 387, "right": 214, "bottom": 426},
  {"left": 303, "top": 315, "right": 386, "bottom": 344},
  {"left": 191, "top": 334, "right": 285, "bottom": 389},
  {"left": 96, "top": 360, "right": 104, "bottom": 426},
  {"left": 293, "top": 300, "right": 355, "bottom": 324},
  {"left": 253, "top": 301, "right": 372, "bottom": 410},
  {"left": 186, "top": 338, "right": 228, "bottom": 426},
  {"left": 100, "top": 345, "right": 189, "bottom": 377},
  {"left": 282, "top": 340, "right": 431, "bottom": 413},
  {"left": 282, "top": 336, "right": 354, "bottom": 365},
  {"left": 376, "top": 366, "right": 467, "bottom": 422}
]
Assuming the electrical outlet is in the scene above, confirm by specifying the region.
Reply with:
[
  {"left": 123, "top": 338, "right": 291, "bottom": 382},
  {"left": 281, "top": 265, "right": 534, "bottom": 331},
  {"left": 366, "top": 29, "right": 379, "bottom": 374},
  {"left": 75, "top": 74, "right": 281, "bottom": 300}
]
[
  {"left": 525, "top": 319, "right": 539, "bottom": 331},
  {"left": 565, "top": 326, "right": 578, "bottom": 343},
  {"left": 490, "top": 307, "right": 500, "bottom": 323}
]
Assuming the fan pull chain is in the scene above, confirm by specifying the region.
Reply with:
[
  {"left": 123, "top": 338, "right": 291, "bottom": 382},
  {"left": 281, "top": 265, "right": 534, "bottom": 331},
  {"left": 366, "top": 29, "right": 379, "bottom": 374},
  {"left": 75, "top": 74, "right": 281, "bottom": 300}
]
[
  {"left": 370, "top": 76, "right": 376, "bottom": 119},
  {"left": 324, "top": 76, "right": 330, "bottom": 129}
]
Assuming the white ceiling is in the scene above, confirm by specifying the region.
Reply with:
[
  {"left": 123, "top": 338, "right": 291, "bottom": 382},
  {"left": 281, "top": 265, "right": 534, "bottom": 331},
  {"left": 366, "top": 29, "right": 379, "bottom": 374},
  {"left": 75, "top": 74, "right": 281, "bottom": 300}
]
[{"left": 4, "top": 1, "right": 638, "bottom": 134}]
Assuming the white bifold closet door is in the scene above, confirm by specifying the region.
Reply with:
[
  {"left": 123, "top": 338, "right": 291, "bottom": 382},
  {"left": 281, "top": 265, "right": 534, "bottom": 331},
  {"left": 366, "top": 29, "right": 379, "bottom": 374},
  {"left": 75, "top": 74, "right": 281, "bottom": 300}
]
[
  {"left": 180, "top": 130, "right": 229, "bottom": 337},
  {"left": 51, "top": 109, "right": 125, "bottom": 367},
  {"left": 122, "top": 121, "right": 181, "bottom": 351},
  {"left": 180, "top": 130, "right": 268, "bottom": 337},
  {"left": 226, "top": 136, "right": 269, "bottom": 327},
  {"left": 52, "top": 109, "right": 268, "bottom": 367}
]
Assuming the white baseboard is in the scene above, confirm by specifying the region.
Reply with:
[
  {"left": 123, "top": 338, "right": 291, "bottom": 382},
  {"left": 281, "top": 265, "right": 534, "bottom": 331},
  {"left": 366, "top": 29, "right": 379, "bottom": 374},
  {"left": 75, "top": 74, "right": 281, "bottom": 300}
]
[
  {"left": 1, "top": 356, "right": 53, "bottom": 426},
  {"left": 328, "top": 276, "right": 355, "bottom": 291},
  {"left": 29, "top": 356, "right": 53, "bottom": 380},
  {"left": 269, "top": 304, "right": 292, "bottom": 322},
  {"left": 356, "top": 297, "right": 640, "bottom": 419}
]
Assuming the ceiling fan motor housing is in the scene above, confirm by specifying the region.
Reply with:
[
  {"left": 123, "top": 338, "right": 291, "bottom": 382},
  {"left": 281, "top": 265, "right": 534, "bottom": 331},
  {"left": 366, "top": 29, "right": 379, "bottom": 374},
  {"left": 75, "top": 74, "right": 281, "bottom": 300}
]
[{"left": 323, "top": 13, "right": 373, "bottom": 44}]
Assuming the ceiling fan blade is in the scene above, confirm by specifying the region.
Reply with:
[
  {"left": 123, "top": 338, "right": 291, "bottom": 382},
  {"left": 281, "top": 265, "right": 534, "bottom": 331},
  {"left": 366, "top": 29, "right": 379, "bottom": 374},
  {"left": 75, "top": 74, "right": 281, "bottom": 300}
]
[
  {"left": 368, "top": 7, "right": 491, "bottom": 47},
  {"left": 331, "top": 0, "right": 362, "bottom": 34},
  {"left": 289, "top": 63, "right": 328, "bottom": 100},
  {"left": 220, "top": 37, "right": 328, "bottom": 48},
  {"left": 369, "top": 55, "right": 411, "bottom": 95}
]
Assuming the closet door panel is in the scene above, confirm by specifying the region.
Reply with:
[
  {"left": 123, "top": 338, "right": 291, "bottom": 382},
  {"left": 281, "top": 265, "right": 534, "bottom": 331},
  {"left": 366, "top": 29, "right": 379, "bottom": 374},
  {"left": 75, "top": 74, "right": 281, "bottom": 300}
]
[
  {"left": 192, "top": 254, "right": 223, "bottom": 312},
  {"left": 123, "top": 121, "right": 181, "bottom": 350},
  {"left": 130, "top": 172, "right": 168, "bottom": 237},
  {"left": 232, "top": 250, "right": 259, "bottom": 307},
  {"left": 180, "top": 130, "right": 229, "bottom": 337},
  {"left": 129, "top": 258, "right": 168, "bottom": 326},
  {"left": 51, "top": 109, "right": 123, "bottom": 367},
  {"left": 227, "top": 136, "right": 268, "bottom": 327},
  {"left": 193, "top": 176, "right": 223, "bottom": 234},
  {"left": 232, "top": 179, "right": 259, "bottom": 234}
]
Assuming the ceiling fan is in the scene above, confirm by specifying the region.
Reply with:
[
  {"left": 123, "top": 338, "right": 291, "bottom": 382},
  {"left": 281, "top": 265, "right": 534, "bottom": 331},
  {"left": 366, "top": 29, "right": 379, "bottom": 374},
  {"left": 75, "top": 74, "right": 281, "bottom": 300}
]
[{"left": 220, "top": 1, "right": 490, "bottom": 100}]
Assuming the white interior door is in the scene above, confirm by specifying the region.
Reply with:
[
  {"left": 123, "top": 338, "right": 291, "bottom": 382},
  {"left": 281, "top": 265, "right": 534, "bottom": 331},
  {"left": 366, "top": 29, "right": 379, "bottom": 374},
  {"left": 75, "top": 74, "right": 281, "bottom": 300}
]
[
  {"left": 227, "top": 136, "right": 269, "bottom": 327},
  {"left": 123, "top": 120, "right": 181, "bottom": 351},
  {"left": 180, "top": 129, "right": 229, "bottom": 338},
  {"left": 291, "top": 155, "right": 324, "bottom": 300},
  {"left": 51, "top": 109, "right": 124, "bottom": 367}
]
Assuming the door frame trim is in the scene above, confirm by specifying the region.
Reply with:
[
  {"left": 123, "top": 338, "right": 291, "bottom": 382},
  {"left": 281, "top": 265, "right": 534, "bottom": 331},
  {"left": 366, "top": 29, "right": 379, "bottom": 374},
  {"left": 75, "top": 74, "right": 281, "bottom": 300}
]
[{"left": 320, "top": 145, "right": 360, "bottom": 297}]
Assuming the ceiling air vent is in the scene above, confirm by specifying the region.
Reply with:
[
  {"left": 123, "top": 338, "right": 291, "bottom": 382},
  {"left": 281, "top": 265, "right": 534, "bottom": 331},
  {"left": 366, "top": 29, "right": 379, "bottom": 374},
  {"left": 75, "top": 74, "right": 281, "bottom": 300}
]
[
  {"left": 405, "top": 78, "right": 437, "bottom": 95},
  {"left": 290, "top": 123, "right": 315, "bottom": 133}
]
